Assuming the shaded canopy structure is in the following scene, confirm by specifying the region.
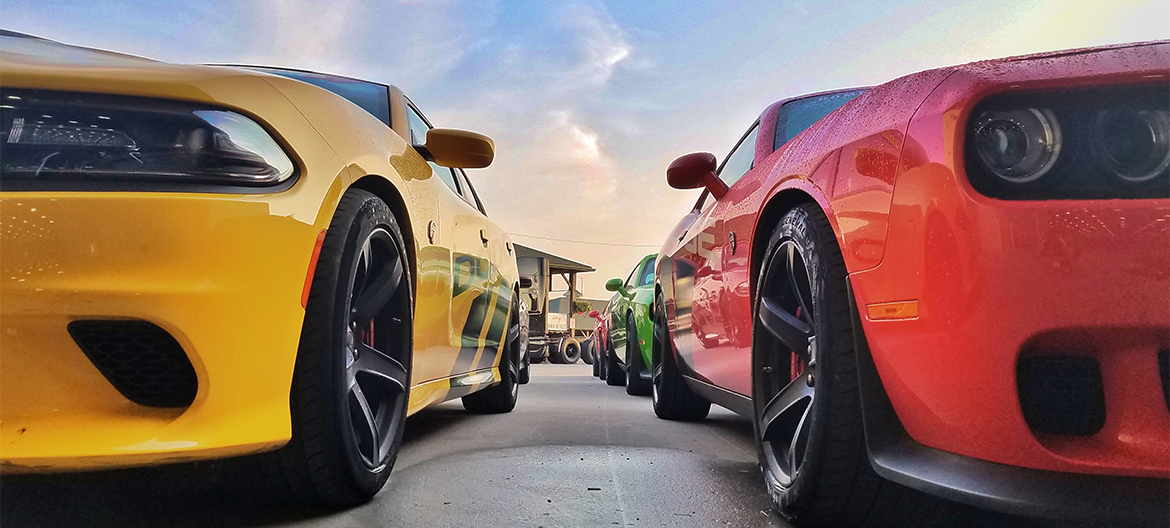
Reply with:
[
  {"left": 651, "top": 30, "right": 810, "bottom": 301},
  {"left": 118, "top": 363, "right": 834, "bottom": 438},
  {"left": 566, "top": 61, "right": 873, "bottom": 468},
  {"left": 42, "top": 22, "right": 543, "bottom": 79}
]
[{"left": 514, "top": 243, "right": 595, "bottom": 343}]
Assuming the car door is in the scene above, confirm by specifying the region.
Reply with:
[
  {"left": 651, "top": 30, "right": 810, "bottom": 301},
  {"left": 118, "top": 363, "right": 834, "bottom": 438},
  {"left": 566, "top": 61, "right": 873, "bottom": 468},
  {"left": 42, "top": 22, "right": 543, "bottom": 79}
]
[
  {"left": 609, "top": 262, "right": 641, "bottom": 359},
  {"left": 672, "top": 123, "right": 759, "bottom": 395},
  {"left": 404, "top": 101, "right": 495, "bottom": 384},
  {"left": 454, "top": 168, "right": 513, "bottom": 373}
]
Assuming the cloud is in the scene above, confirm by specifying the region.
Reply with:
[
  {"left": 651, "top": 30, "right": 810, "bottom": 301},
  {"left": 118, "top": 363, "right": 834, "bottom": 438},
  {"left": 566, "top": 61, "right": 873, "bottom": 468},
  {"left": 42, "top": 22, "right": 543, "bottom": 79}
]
[
  {"left": 256, "top": 0, "right": 362, "bottom": 67},
  {"left": 244, "top": 0, "right": 476, "bottom": 87},
  {"left": 560, "top": 3, "right": 633, "bottom": 86}
]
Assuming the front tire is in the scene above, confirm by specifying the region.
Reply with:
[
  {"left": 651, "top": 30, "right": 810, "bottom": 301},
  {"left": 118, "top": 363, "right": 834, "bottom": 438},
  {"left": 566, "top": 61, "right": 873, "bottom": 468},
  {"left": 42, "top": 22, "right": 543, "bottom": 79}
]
[
  {"left": 275, "top": 189, "right": 413, "bottom": 506},
  {"left": 753, "top": 205, "right": 945, "bottom": 526}
]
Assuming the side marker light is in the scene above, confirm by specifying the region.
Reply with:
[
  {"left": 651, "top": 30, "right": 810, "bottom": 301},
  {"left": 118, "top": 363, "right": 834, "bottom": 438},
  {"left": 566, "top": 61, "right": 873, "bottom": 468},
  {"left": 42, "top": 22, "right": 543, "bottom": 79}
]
[{"left": 866, "top": 300, "right": 919, "bottom": 320}]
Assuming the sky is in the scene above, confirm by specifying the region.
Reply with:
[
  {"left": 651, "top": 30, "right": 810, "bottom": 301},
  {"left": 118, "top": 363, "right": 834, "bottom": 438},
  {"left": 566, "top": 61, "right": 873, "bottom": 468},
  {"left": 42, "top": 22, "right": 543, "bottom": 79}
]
[{"left": 4, "top": 0, "right": 1167, "bottom": 297}]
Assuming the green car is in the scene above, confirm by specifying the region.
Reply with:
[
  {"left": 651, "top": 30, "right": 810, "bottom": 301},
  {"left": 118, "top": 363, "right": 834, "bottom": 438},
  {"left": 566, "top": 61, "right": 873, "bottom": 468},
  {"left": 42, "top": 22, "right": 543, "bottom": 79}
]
[{"left": 603, "top": 253, "right": 656, "bottom": 395}]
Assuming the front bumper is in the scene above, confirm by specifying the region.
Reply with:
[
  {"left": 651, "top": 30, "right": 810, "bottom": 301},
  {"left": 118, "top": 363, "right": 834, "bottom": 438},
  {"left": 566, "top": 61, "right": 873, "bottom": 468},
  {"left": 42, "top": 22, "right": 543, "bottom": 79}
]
[
  {"left": 0, "top": 193, "right": 320, "bottom": 472},
  {"left": 849, "top": 159, "right": 1170, "bottom": 479},
  {"left": 849, "top": 288, "right": 1169, "bottom": 525}
]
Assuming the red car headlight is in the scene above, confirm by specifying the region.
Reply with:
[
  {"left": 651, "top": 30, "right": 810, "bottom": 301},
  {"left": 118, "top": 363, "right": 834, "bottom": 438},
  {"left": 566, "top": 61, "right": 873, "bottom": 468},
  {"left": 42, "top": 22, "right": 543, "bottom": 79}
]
[
  {"left": 964, "top": 84, "right": 1169, "bottom": 200},
  {"left": 971, "top": 108, "right": 1062, "bottom": 184},
  {"left": 1092, "top": 108, "right": 1169, "bottom": 184}
]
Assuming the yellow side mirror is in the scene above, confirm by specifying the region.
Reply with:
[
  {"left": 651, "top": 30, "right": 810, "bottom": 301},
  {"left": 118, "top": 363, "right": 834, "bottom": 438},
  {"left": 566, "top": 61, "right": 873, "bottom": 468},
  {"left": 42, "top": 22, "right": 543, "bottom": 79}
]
[{"left": 424, "top": 128, "right": 495, "bottom": 169}]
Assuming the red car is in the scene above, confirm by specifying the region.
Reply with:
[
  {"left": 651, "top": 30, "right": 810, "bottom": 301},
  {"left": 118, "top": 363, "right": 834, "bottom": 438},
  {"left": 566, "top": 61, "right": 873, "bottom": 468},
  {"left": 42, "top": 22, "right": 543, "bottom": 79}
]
[
  {"left": 587, "top": 308, "right": 609, "bottom": 379},
  {"left": 652, "top": 41, "right": 1169, "bottom": 526}
]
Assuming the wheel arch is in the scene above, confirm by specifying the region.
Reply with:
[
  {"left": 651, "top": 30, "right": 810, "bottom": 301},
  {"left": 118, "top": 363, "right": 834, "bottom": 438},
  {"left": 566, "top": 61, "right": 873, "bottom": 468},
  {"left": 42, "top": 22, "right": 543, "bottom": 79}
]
[
  {"left": 749, "top": 188, "right": 821, "bottom": 303},
  {"left": 349, "top": 175, "right": 418, "bottom": 306}
]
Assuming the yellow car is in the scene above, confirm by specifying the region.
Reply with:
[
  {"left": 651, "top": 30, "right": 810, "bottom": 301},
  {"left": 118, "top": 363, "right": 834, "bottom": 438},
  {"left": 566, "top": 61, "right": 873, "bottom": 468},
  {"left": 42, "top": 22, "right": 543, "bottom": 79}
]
[{"left": 0, "top": 32, "right": 527, "bottom": 504}]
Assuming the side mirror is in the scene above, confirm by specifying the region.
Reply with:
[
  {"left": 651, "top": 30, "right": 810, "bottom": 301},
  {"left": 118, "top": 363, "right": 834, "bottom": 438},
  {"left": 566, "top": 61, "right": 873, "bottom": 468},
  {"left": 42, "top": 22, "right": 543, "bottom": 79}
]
[
  {"left": 667, "top": 152, "right": 727, "bottom": 200},
  {"left": 588, "top": 310, "right": 600, "bottom": 319},
  {"left": 423, "top": 128, "right": 494, "bottom": 169},
  {"left": 518, "top": 275, "right": 534, "bottom": 289},
  {"left": 605, "top": 278, "right": 634, "bottom": 299}
]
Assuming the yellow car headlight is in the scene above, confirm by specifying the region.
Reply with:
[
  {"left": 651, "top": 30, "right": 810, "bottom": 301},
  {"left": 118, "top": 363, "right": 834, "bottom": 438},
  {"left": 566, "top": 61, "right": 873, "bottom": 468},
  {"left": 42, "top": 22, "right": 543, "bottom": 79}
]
[{"left": 0, "top": 89, "right": 295, "bottom": 190}]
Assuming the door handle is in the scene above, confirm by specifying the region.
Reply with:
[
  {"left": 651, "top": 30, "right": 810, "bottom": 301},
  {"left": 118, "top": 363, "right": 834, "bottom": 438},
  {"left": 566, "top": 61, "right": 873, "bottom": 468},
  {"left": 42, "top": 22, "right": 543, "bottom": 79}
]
[{"left": 480, "top": 229, "right": 489, "bottom": 246}]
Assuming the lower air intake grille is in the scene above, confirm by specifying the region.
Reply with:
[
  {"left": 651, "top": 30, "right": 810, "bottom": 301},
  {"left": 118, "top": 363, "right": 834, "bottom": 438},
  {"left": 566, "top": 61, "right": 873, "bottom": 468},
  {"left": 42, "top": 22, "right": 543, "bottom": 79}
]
[
  {"left": 1017, "top": 356, "right": 1105, "bottom": 437},
  {"left": 68, "top": 320, "right": 197, "bottom": 408}
]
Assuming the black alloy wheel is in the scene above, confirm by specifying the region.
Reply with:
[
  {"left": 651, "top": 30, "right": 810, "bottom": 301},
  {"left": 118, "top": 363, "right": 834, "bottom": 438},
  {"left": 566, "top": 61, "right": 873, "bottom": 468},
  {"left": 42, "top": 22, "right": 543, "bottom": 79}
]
[
  {"left": 651, "top": 292, "right": 710, "bottom": 420},
  {"left": 755, "top": 225, "right": 819, "bottom": 491},
  {"left": 462, "top": 295, "right": 521, "bottom": 414},
  {"left": 753, "top": 205, "right": 947, "bottom": 526},
  {"left": 625, "top": 314, "right": 652, "bottom": 396},
  {"left": 344, "top": 226, "right": 410, "bottom": 470},
  {"left": 272, "top": 189, "right": 413, "bottom": 506}
]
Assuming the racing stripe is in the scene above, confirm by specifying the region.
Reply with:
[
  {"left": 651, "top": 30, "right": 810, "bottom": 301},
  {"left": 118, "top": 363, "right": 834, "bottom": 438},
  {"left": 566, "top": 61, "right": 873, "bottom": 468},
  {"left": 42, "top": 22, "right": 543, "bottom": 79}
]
[{"left": 473, "top": 284, "right": 512, "bottom": 370}]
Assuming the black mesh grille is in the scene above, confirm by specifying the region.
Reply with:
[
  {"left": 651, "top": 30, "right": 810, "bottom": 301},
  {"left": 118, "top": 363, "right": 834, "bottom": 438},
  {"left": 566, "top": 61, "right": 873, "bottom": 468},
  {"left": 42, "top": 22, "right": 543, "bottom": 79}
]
[
  {"left": 1017, "top": 356, "right": 1105, "bottom": 437},
  {"left": 68, "top": 320, "right": 197, "bottom": 408}
]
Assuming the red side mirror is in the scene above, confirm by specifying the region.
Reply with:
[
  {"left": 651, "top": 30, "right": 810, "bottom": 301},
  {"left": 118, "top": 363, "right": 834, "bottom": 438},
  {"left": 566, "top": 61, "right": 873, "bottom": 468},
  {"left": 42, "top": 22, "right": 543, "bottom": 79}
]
[
  {"left": 667, "top": 152, "right": 727, "bottom": 200},
  {"left": 588, "top": 310, "right": 600, "bottom": 319}
]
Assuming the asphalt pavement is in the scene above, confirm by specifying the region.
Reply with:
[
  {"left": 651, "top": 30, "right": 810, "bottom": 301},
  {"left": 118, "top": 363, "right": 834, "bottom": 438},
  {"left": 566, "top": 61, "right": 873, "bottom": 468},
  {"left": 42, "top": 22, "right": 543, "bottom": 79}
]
[{"left": 2, "top": 364, "right": 1045, "bottom": 528}]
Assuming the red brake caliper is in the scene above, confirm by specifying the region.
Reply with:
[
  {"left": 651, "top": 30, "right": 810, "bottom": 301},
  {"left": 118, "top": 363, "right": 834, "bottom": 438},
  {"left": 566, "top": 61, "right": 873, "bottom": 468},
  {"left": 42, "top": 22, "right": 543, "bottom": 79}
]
[{"left": 362, "top": 321, "right": 375, "bottom": 348}]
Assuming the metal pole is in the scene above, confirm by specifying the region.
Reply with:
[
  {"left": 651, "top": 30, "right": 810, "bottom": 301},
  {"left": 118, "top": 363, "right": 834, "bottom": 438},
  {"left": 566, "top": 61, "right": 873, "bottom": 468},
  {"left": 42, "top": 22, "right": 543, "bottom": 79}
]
[{"left": 568, "top": 271, "right": 577, "bottom": 332}]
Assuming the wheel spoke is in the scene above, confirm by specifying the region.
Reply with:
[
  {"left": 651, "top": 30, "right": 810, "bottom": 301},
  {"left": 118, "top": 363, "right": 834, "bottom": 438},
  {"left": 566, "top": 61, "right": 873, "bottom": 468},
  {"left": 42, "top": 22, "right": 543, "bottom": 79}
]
[
  {"left": 356, "top": 343, "right": 409, "bottom": 393},
  {"left": 759, "top": 297, "right": 812, "bottom": 358},
  {"left": 760, "top": 372, "right": 813, "bottom": 441},
  {"left": 652, "top": 363, "right": 662, "bottom": 384},
  {"left": 349, "top": 381, "right": 379, "bottom": 463},
  {"left": 787, "top": 403, "right": 812, "bottom": 472},
  {"left": 351, "top": 257, "right": 403, "bottom": 326},
  {"left": 785, "top": 244, "right": 813, "bottom": 325}
]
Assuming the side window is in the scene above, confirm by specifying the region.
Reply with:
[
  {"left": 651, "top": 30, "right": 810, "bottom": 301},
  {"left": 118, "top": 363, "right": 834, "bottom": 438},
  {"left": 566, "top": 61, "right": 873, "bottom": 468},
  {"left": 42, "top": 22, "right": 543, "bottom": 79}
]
[
  {"left": 456, "top": 169, "right": 487, "bottom": 216},
  {"left": 638, "top": 257, "right": 656, "bottom": 287},
  {"left": 773, "top": 89, "right": 865, "bottom": 150},
  {"left": 405, "top": 103, "right": 461, "bottom": 194},
  {"left": 717, "top": 124, "right": 759, "bottom": 188}
]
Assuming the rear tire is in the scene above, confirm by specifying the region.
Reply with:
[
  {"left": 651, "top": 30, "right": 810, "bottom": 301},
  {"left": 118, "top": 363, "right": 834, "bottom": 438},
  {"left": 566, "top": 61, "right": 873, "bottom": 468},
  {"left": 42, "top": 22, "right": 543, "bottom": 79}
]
[
  {"left": 462, "top": 296, "right": 521, "bottom": 414},
  {"left": 561, "top": 338, "right": 581, "bottom": 364},
  {"left": 651, "top": 293, "right": 709, "bottom": 421},
  {"left": 753, "top": 204, "right": 949, "bottom": 527},
  {"left": 605, "top": 338, "right": 624, "bottom": 387},
  {"left": 590, "top": 340, "right": 601, "bottom": 377},
  {"left": 598, "top": 344, "right": 608, "bottom": 380},
  {"left": 625, "top": 315, "right": 653, "bottom": 396}
]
